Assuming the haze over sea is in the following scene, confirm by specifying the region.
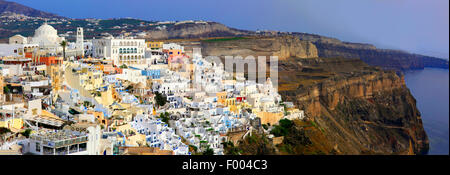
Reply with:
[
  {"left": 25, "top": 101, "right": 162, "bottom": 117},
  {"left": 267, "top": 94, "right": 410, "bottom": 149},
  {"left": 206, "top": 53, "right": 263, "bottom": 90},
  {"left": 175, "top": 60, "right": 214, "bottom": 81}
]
[{"left": 404, "top": 68, "right": 449, "bottom": 155}]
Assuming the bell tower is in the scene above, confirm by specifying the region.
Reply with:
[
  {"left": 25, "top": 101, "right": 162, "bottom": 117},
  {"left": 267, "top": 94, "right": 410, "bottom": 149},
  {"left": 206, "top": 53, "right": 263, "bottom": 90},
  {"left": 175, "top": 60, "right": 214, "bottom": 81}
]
[{"left": 76, "top": 27, "right": 84, "bottom": 57}]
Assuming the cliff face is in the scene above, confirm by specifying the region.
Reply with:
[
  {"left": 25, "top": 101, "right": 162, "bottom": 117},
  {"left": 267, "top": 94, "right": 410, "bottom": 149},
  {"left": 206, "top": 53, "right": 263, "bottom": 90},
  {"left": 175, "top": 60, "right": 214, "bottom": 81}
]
[
  {"left": 200, "top": 36, "right": 318, "bottom": 60},
  {"left": 146, "top": 22, "right": 253, "bottom": 40},
  {"left": 292, "top": 32, "right": 449, "bottom": 70},
  {"left": 279, "top": 58, "right": 429, "bottom": 154}
]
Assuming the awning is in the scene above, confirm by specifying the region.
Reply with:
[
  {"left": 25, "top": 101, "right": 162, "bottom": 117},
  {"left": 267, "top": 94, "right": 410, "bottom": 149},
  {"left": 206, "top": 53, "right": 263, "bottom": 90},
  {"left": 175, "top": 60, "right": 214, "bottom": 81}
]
[{"left": 24, "top": 115, "right": 64, "bottom": 127}]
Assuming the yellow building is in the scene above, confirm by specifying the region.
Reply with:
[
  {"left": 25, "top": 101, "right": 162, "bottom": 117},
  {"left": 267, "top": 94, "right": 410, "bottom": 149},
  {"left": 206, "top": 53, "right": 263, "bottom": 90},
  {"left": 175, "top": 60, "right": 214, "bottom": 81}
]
[
  {"left": 0, "top": 110, "right": 24, "bottom": 131},
  {"left": 146, "top": 41, "right": 164, "bottom": 50},
  {"left": 225, "top": 98, "right": 236, "bottom": 106},
  {"left": 256, "top": 111, "right": 284, "bottom": 126},
  {"left": 94, "top": 85, "right": 115, "bottom": 107},
  {"left": 125, "top": 134, "right": 147, "bottom": 146},
  {"left": 79, "top": 68, "right": 103, "bottom": 91},
  {"left": 47, "top": 65, "right": 63, "bottom": 92},
  {"left": 216, "top": 92, "right": 227, "bottom": 106},
  {"left": 0, "top": 118, "right": 23, "bottom": 131},
  {"left": 88, "top": 110, "right": 109, "bottom": 127}
]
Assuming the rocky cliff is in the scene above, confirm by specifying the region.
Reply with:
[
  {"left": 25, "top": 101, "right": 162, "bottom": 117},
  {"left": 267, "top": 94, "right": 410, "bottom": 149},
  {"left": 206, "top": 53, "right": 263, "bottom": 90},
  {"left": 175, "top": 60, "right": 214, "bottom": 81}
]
[
  {"left": 292, "top": 32, "right": 449, "bottom": 70},
  {"left": 200, "top": 36, "right": 318, "bottom": 60},
  {"left": 278, "top": 58, "right": 429, "bottom": 154},
  {"left": 145, "top": 22, "right": 253, "bottom": 40}
]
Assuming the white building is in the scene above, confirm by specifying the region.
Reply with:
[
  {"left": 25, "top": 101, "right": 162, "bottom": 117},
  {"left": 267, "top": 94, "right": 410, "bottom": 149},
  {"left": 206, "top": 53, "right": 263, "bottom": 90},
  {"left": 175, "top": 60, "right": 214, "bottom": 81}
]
[
  {"left": 92, "top": 36, "right": 146, "bottom": 67},
  {"left": 25, "top": 125, "right": 101, "bottom": 155},
  {"left": 0, "top": 43, "right": 39, "bottom": 58},
  {"left": 76, "top": 27, "right": 84, "bottom": 57},
  {"left": 9, "top": 34, "right": 28, "bottom": 44},
  {"left": 163, "top": 43, "right": 184, "bottom": 52},
  {"left": 30, "top": 22, "right": 65, "bottom": 51},
  {"left": 117, "top": 68, "right": 147, "bottom": 86}
]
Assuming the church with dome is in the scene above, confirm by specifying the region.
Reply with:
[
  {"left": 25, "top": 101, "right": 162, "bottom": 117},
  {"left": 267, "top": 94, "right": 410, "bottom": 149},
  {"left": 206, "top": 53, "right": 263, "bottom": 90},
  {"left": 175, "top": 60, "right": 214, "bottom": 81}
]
[
  {"left": 31, "top": 22, "right": 65, "bottom": 50},
  {"left": 9, "top": 22, "right": 65, "bottom": 52}
]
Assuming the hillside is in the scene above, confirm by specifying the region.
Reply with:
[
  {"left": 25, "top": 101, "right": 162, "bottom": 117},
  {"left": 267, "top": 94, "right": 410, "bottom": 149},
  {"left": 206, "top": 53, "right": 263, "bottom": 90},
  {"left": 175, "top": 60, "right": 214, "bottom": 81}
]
[
  {"left": 292, "top": 32, "right": 449, "bottom": 70},
  {"left": 145, "top": 22, "right": 255, "bottom": 40},
  {"left": 278, "top": 58, "right": 429, "bottom": 154},
  {"left": 225, "top": 58, "right": 429, "bottom": 155},
  {"left": 0, "top": 0, "right": 63, "bottom": 19},
  {"left": 199, "top": 35, "right": 318, "bottom": 60},
  {"left": 0, "top": 0, "right": 447, "bottom": 71}
]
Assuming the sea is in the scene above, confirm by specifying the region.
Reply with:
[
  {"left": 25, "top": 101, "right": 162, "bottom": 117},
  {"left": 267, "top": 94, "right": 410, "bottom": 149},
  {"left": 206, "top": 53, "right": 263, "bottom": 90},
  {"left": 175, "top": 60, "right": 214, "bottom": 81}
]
[{"left": 404, "top": 68, "right": 449, "bottom": 155}]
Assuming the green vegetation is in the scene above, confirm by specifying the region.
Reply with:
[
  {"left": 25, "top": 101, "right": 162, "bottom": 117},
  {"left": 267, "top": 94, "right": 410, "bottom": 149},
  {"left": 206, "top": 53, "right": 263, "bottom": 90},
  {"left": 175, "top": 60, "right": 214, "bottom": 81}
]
[
  {"left": 237, "top": 132, "right": 275, "bottom": 155},
  {"left": 21, "top": 129, "right": 32, "bottom": 138},
  {"left": 158, "top": 112, "right": 170, "bottom": 126},
  {"left": 222, "top": 141, "right": 241, "bottom": 155},
  {"left": 83, "top": 101, "right": 92, "bottom": 108},
  {"left": 98, "top": 19, "right": 152, "bottom": 28},
  {"left": 202, "top": 145, "right": 214, "bottom": 155},
  {"left": 270, "top": 119, "right": 294, "bottom": 137},
  {"left": 120, "top": 64, "right": 128, "bottom": 69},
  {"left": 0, "top": 127, "right": 11, "bottom": 135},
  {"left": 60, "top": 40, "right": 67, "bottom": 61},
  {"left": 262, "top": 124, "right": 268, "bottom": 130},
  {"left": 221, "top": 119, "right": 333, "bottom": 155},
  {"left": 93, "top": 91, "right": 101, "bottom": 97},
  {"left": 154, "top": 92, "right": 167, "bottom": 107},
  {"left": 189, "top": 145, "right": 198, "bottom": 152},
  {"left": 3, "top": 86, "right": 10, "bottom": 94}
]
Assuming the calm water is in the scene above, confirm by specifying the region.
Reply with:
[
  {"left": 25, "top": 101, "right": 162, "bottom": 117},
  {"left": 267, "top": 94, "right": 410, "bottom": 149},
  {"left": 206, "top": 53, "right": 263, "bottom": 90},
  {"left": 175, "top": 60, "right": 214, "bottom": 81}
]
[{"left": 404, "top": 68, "right": 449, "bottom": 155}]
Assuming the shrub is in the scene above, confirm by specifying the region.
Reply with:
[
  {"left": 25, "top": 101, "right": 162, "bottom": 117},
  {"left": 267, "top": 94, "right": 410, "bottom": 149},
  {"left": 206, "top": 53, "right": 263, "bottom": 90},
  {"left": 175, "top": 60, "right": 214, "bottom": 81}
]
[
  {"left": 21, "top": 129, "right": 32, "bottom": 138},
  {"left": 155, "top": 92, "right": 167, "bottom": 107}
]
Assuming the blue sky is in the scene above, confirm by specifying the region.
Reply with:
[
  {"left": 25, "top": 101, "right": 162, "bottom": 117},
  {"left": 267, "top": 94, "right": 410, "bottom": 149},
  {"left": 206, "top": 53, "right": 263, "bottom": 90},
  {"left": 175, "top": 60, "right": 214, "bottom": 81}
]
[{"left": 10, "top": 0, "right": 449, "bottom": 59}]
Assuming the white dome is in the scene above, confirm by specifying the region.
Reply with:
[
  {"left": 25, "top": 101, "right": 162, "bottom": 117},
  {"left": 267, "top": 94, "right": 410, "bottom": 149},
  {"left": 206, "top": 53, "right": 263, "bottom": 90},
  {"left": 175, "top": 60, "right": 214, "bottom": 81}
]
[
  {"left": 31, "top": 22, "right": 64, "bottom": 49},
  {"left": 34, "top": 23, "right": 57, "bottom": 37}
]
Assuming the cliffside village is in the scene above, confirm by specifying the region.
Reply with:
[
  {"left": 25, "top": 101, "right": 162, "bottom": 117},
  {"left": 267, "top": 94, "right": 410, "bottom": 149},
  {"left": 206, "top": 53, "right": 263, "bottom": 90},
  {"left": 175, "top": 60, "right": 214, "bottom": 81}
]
[{"left": 0, "top": 21, "right": 304, "bottom": 155}]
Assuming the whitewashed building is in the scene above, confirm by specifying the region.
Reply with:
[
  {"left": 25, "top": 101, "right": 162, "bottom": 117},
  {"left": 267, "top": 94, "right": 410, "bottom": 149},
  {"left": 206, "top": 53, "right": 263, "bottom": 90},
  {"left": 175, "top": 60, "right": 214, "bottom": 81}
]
[{"left": 92, "top": 36, "right": 146, "bottom": 67}]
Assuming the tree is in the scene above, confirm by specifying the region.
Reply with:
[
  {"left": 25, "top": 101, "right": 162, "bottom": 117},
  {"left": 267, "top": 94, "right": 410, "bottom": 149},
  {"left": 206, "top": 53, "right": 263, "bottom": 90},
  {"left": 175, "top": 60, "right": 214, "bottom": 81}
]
[
  {"left": 279, "top": 119, "right": 293, "bottom": 129},
  {"left": 83, "top": 101, "right": 91, "bottom": 108},
  {"left": 202, "top": 146, "right": 214, "bottom": 155},
  {"left": 159, "top": 112, "right": 170, "bottom": 126},
  {"left": 120, "top": 64, "right": 128, "bottom": 69},
  {"left": 270, "top": 119, "right": 293, "bottom": 137},
  {"left": 21, "top": 129, "right": 32, "bottom": 138},
  {"left": 3, "top": 86, "right": 10, "bottom": 94},
  {"left": 60, "top": 40, "right": 68, "bottom": 61},
  {"left": 0, "top": 127, "right": 11, "bottom": 135},
  {"left": 154, "top": 92, "right": 167, "bottom": 107},
  {"left": 222, "top": 141, "right": 241, "bottom": 155}
]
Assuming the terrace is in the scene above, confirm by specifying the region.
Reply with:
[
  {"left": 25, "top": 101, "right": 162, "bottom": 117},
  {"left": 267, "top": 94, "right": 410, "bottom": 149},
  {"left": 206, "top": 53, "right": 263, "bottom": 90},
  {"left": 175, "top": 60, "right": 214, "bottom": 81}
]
[{"left": 30, "top": 129, "right": 88, "bottom": 155}]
